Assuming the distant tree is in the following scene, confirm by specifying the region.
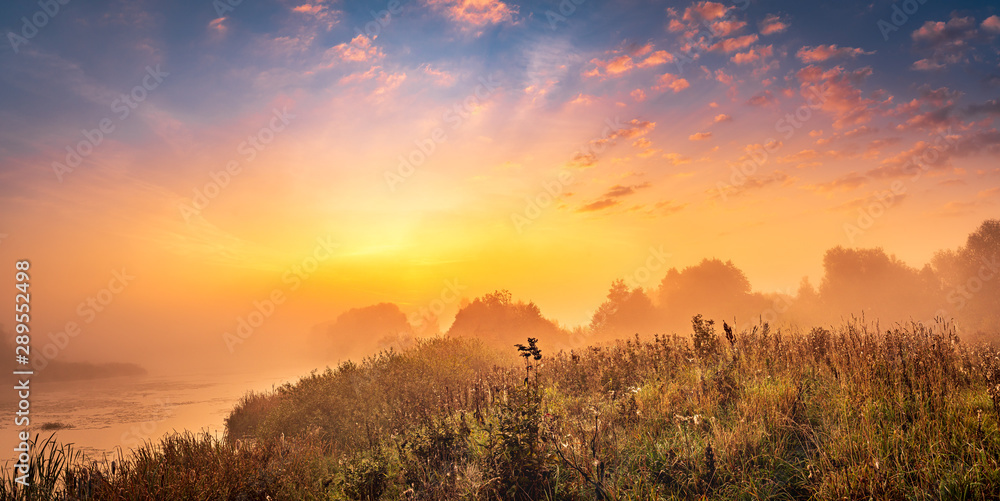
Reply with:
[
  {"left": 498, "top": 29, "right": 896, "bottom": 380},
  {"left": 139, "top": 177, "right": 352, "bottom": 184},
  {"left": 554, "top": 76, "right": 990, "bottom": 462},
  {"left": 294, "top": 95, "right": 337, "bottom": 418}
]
[
  {"left": 819, "top": 247, "right": 942, "bottom": 322},
  {"left": 656, "top": 258, "right": 764, "bottom": 329},
  {"left": 326, "top": 303, "right": 414, "bottom": 357},
  {"left": 589, "top": 279, "right": 659, "bottom": 338},
  {"left": 447, "top": 290, "right": 565, "bottom": 347},
  {"left": 932, "top": 219, "right": 1000, "bottom": 331}
]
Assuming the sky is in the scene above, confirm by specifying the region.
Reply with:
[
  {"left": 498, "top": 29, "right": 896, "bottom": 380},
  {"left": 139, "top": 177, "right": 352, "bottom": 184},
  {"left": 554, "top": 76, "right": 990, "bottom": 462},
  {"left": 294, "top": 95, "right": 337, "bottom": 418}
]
[{"left": 1, "top": 0, "right": 999, "bottom": 373}]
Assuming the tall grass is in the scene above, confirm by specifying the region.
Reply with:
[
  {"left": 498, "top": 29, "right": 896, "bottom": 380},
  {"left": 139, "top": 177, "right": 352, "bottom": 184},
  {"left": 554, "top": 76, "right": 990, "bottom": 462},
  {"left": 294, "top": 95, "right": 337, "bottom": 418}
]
[{"left": 4, "top": 318, "right": 1000, "bottom": 499}]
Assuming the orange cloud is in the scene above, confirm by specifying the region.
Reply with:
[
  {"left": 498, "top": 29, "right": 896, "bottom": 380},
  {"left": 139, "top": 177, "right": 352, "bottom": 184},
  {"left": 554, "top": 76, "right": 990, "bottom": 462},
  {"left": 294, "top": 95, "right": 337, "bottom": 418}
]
[
  {"left": 423, "top": 66, "right": 455, "bottom": 86},
  {"left": 731, "top": 45, "right": 773, "bottom": 65},
  {"left": 759, "top": 14, "right": 787, "bottom": 35},
  {"left": 425, "top": 0, "right": 517, "bottom": 30},
  {"left": 682, "top": 1, "right": 730, "bottom": 22},
  {"left": 710, "top": 34, "right": 758, "bottom": 53},
  {"left": 585, "top": 54, "right": 637, "bottom": 78},
  {"left": 637, "top": 50, "right": 674, "bottom": 68},
  {"left": 653, "top": 73, "right": 689, "bottom": 93},
  {"left": 328, "top": 34, "right": 383, "bottom": 63},
  {"left": 796, "top": 44, "right": 873, "bottom": 63},
  {"left": 208, "top": 17, "right": 227, "bottom": 33},
  {"left": 293, "top": 4, "right": 324, "bottom": 14},
  {"left": 689, "top": 132, "right": 712, "bottom": 141},
  {"left": 710, "top": 19, "right": 746, "bottom": 37},
  {"left": 796, "top": 65, "right": 877, "bottom": 129}
]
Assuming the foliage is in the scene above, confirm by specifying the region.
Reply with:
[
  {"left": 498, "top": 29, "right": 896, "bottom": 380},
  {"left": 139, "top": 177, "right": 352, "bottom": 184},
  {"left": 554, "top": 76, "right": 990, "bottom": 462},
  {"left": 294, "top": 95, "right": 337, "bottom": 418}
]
[{"left": 7, "top": 318, "right": 1000, "bottom": 500}]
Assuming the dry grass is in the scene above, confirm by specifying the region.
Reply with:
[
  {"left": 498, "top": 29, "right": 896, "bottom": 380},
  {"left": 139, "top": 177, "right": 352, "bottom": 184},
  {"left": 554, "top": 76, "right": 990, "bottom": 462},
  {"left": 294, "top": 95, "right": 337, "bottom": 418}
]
[{"left": 4, "top": 319, "right": 1000, "bottom": 500}]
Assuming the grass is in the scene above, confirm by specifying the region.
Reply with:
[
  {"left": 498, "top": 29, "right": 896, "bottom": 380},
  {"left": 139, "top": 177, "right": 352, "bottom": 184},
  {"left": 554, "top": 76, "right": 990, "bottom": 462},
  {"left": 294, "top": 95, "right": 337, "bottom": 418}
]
[{"left": 4, "top": 318, "right": 1000, "bottom": 500}]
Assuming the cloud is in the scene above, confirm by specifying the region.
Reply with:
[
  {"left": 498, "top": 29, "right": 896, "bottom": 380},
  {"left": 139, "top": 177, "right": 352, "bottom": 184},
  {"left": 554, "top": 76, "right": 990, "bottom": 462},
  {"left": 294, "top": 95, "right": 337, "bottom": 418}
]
[
  {"left": 714, "top": 171, "right": 793, "bottom": 198},
  {"left": 663, "top": 153, "right": 692, "bottom": 166},
  {"left": 710, "top": 19, "right": 746, "bottom": 37},
  {"left": 796, "top": 44, "right": 873, "bottom": 63},
  {"left": 811, "top": 171, "right": 869, "bottom": 192},
  {"left": 710, "top": 34, "right": 759, "bottom": 53},
  {"left": 291, "top": 2, "right": 339, "bottom": 30},
  {"left": 630, "top": 89, "right": 646, "bottom": 102},
  {"left": 327, "top": 34, "right": 383, "bottom": 64},
  {"left": 967, "top": 99, "right": 1000, "bottom": 116},
  {"left": 911, "top": 59, "right": 945, "bottom": 71},
  {"left": 637, "top": 50, "right": 674, "bottom": 68},
  {"left": 570, "top": 93, "right": 597, "bottom": 106},
  {"left": 632, "top": 137, "right": 651, "bottom": 149},
  {"left": 865, "top": 140, "right": 953, "bottom": 179},
  {"left": 796, "top": 65, "right": 876, "bottom": 129},
  {"left": 578, "top": 199, "right": 620, "bottom": 212},
  {"left": 778, "top": 149, "right": 819, "bottom": 164},
  {"left": 568, "top": 119, "right": 656, "bottom": 167},
  {"left": 424, "top": 0, "right": 517, "bottom": 31},
  {"left": 731, "top": 45, "right": 773, "bottom": 65},
  {"left": 689, "top": 132, "right": 713, "bottom": 141},
  {"left": 746, "top": 90, "right": 776, "bottom": 107},
  {"left": 653, "top": 73, "right": 689, "bottom": 93},
  {"left": 759, "top": 14, "right": 788, "bottom": 35},
  {"left": 713, "top": 113, "right": 732, "bottom": 123},
  {"left": 910, "top": 14, "right": 980, "bottom": 70},
  {"left": 682, "top": 1, "right": 731, "bottom": 22},
  {"left": 652, "top": 200, "right": 687, "bottom": 215},
  {"left": 578, "top": 182, "right": 652, "bottom": 212},
  {"left": 208, "top": 17, "right": 227, "bottom": 34},
  {"left": 422, "top": 66, "right": 455, "bottom": 86},
  {"left": 833, "top": 192, "right": 908, "bottom": 212},
  {"left": 584, "top": 55, "right": 632, "bottom": 79},
  {"left": 983, "top": 15, "right": 1000, "bottom": 33}
]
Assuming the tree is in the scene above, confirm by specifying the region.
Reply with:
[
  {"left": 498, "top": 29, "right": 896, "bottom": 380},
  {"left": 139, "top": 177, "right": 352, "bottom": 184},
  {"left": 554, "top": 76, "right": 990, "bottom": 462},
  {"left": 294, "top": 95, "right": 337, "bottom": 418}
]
[
  {"left": 447, "top": 290, "right": 565, "bottom": 347},
  {"left": 819, "top": 247, "right": 942, "bottom": 322},
  {"left": 932, "top": 219, "right": 1000, "bottom": 331},
  {"left": 589, "top": 279, "right": 659, "bottom": 338},
  {"left": 656, "top": 258, "right": 764, "bottom": 330}
]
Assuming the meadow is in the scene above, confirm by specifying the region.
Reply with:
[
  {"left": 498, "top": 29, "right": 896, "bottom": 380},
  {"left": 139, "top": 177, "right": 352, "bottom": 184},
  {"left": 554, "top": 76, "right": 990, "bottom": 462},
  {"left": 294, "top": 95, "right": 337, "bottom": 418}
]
[{"left": 5, "top": 316, "right": 1000, "bottom": 500}]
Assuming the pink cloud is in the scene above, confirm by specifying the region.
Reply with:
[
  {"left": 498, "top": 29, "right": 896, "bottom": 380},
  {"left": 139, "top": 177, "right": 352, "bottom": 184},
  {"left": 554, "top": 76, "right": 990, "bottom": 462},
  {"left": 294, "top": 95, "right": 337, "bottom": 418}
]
[
  {"left": 731, "top": 45, "right": 773, "bottom": 65},
  {"left": 759, "top": 14, "right": 787, "bottom": 35},
  {"left": 208, "top": 17, "right": 226, "bottom": 33},
  {"left": 796, "top": 65, "right": 877, "bottom": 128},
  {"left": 293, "top": 4, "right": 324, "bottom": 14},
  {"left": 654, "top": 73, "right": 690, "bottom": 93},
  {"left": 983, "top": 15, "right": 1000, "bottom": 33},
  {"left": 796, "top": 44, "right": 873, "bottom": 63},
  {"left": 682, "top": 1, "right": 730, "bottom": 22},
  {"left": 710, "top": 34, "right": 759, "bottom": 53},
  {"left": 423, "top": 66, "right": 455, "bottom": 86},
  {"left": 710, "top": 19, "right": 746, "bottom": 37},
  {"left": 637, "top": 50, "right": 674, "bottom": 68},
  {"left": 585, "top": 54, "right": 635, "bottom": 78},
  {"left": 689, "top": 131, "right": 712, "bottom": 141},
  {"left": 328, "top": 34, "right": 383, "bottom": 63},
  {"left": 425, "top": 0, "right": 517, "bottom": 30}
]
